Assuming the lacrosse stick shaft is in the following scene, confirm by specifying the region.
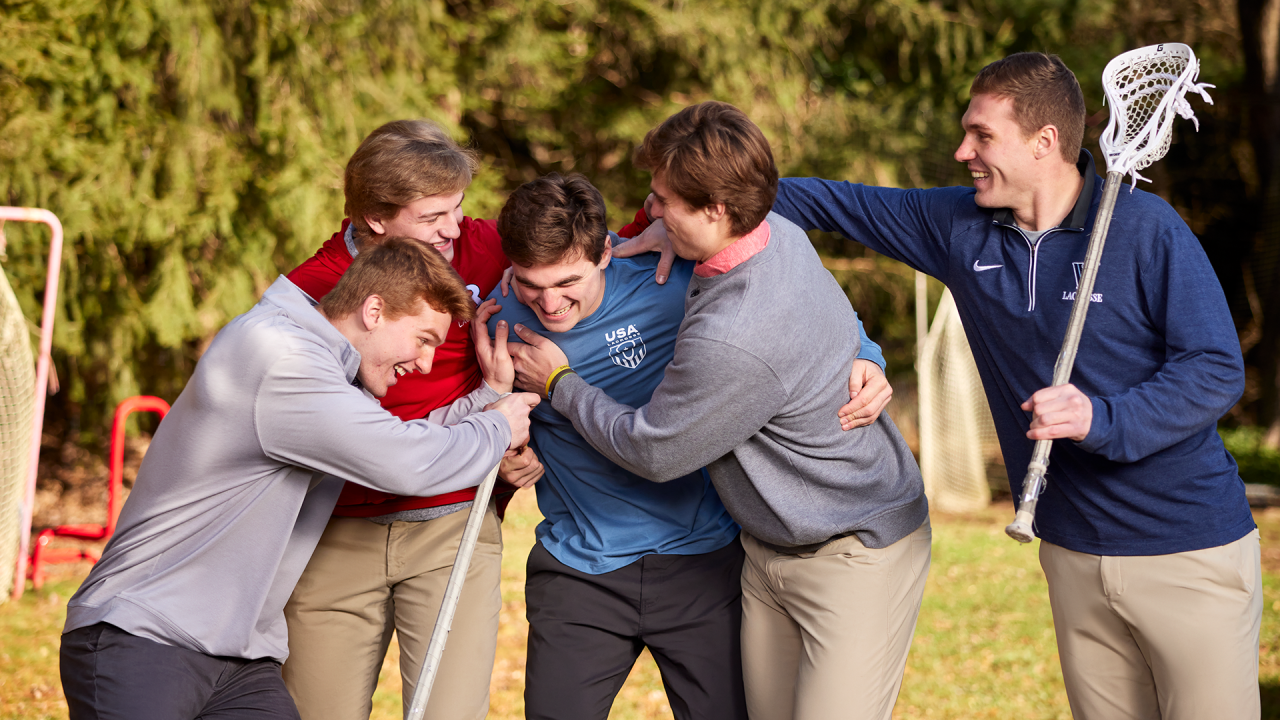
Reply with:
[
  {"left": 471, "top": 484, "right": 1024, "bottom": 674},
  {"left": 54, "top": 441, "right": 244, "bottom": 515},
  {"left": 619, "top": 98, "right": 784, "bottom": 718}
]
[
  {"left": 1006, "top": 171, "right": 1123, "bottom": 543},
  {"left": 406, "top": 461, "right": 502, "bottom": 720}
]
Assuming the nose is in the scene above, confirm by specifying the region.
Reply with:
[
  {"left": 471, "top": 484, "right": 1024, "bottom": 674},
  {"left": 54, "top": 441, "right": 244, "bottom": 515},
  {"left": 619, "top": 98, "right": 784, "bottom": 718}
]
[
  {"left": 954, "top": 135, "right": 976, "bottom": 163},
  {"left": 416, "top": 346, "right": 435, "bottom": 375},
  {"left": 440, "top": 209, "right": 462, "bottom": 239},
  {"left": 537, "top": 288, "right": 563, "bottom": 311},
  {"left": 649, "top": 198, "right": 665, "bottom": 220}
]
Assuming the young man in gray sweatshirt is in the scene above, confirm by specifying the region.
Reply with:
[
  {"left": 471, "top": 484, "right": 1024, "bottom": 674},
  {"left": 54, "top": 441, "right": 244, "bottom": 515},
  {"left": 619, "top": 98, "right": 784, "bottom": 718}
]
[
  {"left": 59, "top": 238, "right": 538, "bottom": 719},
  {"left": 511, "top": 102, "right": 930, "bottom": 720}
]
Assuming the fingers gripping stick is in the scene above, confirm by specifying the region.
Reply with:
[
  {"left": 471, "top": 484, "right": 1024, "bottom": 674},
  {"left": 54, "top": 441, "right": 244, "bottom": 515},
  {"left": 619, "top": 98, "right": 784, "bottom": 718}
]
[{"left": 1005, "top": 42, "right": 1211, "bottom": 543}]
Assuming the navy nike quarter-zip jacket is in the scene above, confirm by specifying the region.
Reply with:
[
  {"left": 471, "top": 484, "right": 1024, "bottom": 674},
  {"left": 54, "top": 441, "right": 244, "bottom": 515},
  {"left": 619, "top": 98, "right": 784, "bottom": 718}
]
[{"left": 774, "top": 151, "right": 1252, "bottom": 556}]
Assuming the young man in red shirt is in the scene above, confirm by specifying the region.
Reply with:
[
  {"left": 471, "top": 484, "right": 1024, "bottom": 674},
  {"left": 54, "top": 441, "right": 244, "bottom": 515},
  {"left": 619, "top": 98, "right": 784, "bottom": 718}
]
[{"left": 281, "top": 120, "right": 651, "bottom": 719}]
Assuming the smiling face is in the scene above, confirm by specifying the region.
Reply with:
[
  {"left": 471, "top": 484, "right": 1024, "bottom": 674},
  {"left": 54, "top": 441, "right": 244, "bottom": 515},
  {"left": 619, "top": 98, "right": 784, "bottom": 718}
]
[
  {"left": 354, "top": 299, "right": 452, "bottom": 397},
  {"left": 510, "top": 247, "right": 611, "bottom": 333},
  {"left": 648, "top": 173, "right": 734, "bottom": 263},
  {"left": 366, "top": 192, "right": 466, "bottom": 262},
  {"left": 954, "top": 94, "right": 1041, "bottom": 215}
]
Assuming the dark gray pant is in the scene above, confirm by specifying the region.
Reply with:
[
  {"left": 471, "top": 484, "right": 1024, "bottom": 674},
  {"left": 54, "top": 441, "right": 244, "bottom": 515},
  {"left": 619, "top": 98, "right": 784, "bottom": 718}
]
[
  {"left": 523, "top": 538, "right": 747, "bottom": 720},
  {"left": 60, "top": 623, "right": 301, "bottom": 720}
]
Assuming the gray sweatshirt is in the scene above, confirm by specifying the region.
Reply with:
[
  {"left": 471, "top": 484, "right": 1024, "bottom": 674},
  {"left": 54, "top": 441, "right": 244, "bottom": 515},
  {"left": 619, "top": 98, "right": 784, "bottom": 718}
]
[
  {"left": 554, "top": 212, "right": 926, "bottom": 549},
  {"left": 64, "top": 277, "right": 509, "bottom": 662}
]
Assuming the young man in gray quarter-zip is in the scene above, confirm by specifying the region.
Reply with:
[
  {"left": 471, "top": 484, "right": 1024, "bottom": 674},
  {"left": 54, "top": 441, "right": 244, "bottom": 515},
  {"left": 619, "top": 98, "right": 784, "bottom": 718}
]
[{"left": 59, "top": 238, "right": 538, "bottom": 720}]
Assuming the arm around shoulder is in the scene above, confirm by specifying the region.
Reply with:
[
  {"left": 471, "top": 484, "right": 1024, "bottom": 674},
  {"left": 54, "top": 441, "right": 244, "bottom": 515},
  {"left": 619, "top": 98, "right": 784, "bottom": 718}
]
[{"left": 773, "top": 178, "right": 959, "bottom": 279}]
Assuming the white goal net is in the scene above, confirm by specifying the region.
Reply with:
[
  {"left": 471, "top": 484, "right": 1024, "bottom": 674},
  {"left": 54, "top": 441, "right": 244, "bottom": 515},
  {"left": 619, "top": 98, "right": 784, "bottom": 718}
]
[
  {"left": 0, "top": 260, "right": 34, "bottom": 601},
  {"left": 917, "top": 288, "right": 1001, "bottom": 513}
]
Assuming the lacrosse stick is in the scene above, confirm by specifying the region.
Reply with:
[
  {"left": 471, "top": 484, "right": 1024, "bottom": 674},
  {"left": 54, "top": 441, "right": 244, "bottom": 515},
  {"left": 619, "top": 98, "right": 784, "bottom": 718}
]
[
  {"left": 1005, "top": 43, "right": 1214, "bottom": 543},
  {"left": 406, "top": 461, "right": 502, "bottom": 719}
]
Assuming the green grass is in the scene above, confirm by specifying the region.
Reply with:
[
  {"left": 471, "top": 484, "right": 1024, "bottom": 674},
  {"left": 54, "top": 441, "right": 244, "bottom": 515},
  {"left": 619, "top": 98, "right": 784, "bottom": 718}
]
[
  {"left": 5, "top": 498, "right": 1279, "bottom": 719},
  {"left": 899, "top": 515, "right": 1067, "bottom": 719},
  {"left": 1222, "top": 427, "right": 1280, "bottom": 486},
  {"left": 0, "top": 578, "right": 80, "bottom": 720}
]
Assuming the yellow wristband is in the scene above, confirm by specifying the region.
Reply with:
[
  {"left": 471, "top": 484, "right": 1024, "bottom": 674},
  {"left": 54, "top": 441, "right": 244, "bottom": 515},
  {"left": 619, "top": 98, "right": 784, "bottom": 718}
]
[
  {"left": 548, "top": 368, "right": 577, "bottom": 401},
  {"left": 545, "top": 365, "right": 572, "bottom": 398}
]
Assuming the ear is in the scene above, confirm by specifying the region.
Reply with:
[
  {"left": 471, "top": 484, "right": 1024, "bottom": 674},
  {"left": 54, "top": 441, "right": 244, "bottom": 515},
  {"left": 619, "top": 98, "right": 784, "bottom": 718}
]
[
  {"left": 598, "top": 236, "right": 613, "bottom": 268},
  {"left": 1034, "top": 125, "right": 1059, "bottom": 161},
  {"left": 702, "top": 202, "right": 728, "bottom": 224},
  {"left": 359, "top": 294, "right": 385, "bottom": 332},
  {"left": 364, "top": 214, "right": 387, "bottom": 236}
]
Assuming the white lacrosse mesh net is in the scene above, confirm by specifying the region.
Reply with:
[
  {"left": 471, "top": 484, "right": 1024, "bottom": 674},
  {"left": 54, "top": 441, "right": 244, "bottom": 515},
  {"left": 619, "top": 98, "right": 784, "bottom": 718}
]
[
  {"left": 917, "top": 289, "right": 1000, "bottom": 513},
  {"left": 0, "top": 261, "right": 34, "bottom": 601},
  {"left": 1100, "top": 43, "right": 1214, "bottom": 186}
]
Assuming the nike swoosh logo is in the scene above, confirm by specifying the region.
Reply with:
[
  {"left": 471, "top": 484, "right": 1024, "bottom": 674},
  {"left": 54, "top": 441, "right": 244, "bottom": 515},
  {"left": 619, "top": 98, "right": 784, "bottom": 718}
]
[{"left": 973, "top": 260, "right": 1003, "bottom": 272}]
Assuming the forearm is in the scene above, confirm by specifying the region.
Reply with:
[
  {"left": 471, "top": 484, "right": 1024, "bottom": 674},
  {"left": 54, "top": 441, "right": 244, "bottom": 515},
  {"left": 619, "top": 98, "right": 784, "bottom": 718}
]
[
  {"left": 257, "top": 355, "right": 510, "bottom": 496},
  {"left": 854, "top": 314, "right": 885, "bottom": 370},
  {"left": 1080, "top": 350, "right": 1243, "bottom": 462},
  {"left": 426, "top": 381, "right": 502, "bottom": 426},
  {"left": 551, "top": 338, "right": 785, "bottom": 482}
]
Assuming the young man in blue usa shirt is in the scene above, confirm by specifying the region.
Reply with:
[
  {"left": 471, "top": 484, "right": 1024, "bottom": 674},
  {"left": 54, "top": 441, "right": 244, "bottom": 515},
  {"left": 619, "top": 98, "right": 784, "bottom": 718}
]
[
  {"left": 484, "top": 172, "right": 887, "bottom": 720},
  {"left": 763, "top": 53, "right": 1256, "bottom": 719}
]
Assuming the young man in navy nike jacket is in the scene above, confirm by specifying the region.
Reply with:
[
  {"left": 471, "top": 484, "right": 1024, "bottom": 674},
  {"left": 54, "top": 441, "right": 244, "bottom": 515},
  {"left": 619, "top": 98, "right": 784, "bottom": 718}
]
[{"left": 770, "top": 52, "right": 1258, "bottom": 720}]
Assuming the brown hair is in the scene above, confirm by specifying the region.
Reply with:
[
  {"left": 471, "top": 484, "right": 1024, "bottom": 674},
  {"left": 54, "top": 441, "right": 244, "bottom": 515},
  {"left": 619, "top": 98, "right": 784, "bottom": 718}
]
[
  {"left": 970, "top": 53, "right": 1086, "bottom": 163},
  {"left": 497, "top": 173, "right": 609, "bottom": 267},
  {"left": 320, "top": 236, "right": 476, "bottom": 321},
  {"left": 633, "top": 101, "right": 778, "bottom": 236},
  {"left": 344, "top": 120, "right": 480, "bottom": 236}
]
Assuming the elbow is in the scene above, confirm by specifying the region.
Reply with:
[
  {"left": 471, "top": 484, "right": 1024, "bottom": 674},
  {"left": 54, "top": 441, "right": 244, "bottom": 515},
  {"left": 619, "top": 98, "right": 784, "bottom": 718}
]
[{"left": 646, "top": 463, "right": 696, "bottom": 484}]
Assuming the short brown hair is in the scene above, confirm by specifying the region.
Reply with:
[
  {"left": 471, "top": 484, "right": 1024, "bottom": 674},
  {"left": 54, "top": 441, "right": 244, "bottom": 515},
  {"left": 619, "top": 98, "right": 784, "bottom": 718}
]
[
  {"left": 971, "top": 53, "right": 1086, "bottom": 163},
  {"left": 320, "top": 236, "right": 476, "bottom": 321},
  {"left": 498, "top": 173, "right": 609, "bottom": 267},
  {"left": 633, "top": 102, "right": 778, "bottom": 237},
  {"left": 344, "top": 120, "right": 480, "bottom": 236}
]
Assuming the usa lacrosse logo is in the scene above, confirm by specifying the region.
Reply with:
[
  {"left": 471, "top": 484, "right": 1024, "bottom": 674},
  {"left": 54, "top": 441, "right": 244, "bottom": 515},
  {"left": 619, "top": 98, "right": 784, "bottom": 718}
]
[{"left": 606, "top": 325, "right": 647, "bottom": 369}]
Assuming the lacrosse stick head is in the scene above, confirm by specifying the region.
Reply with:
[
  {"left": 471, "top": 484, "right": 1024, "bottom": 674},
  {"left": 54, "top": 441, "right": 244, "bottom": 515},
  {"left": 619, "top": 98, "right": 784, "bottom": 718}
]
[{"left": 1099, "top": 43, "right": 1213, "bottom": 186}]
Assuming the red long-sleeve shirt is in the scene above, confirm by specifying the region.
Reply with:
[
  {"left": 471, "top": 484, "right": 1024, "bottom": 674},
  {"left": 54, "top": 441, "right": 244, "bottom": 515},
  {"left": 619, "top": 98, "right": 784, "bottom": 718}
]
[{"left": 287, "top": 210, "right": 650, "bottom": 517}]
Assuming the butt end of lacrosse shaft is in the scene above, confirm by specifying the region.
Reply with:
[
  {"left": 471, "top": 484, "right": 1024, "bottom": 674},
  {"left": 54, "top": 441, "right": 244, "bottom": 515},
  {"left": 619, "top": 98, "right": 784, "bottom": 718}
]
[
  {"left": 1006, "top": 508, "right": 1037, "bottom": 543},
  {"left": 1006, "top": 457, "right": 1048, "bottom": 544}
]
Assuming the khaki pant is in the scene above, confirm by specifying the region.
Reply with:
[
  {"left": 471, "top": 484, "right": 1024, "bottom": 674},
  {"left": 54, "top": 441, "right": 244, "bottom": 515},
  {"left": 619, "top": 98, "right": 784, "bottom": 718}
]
[
  {"left": 282, "top": 505, "right": 503, "bottom": 720},
  {"left": 739, "top": 520, "right": 931, "bottom": 720},
  {"left": 1040, "top": 530, "right": 1261, "bottom": 720}
]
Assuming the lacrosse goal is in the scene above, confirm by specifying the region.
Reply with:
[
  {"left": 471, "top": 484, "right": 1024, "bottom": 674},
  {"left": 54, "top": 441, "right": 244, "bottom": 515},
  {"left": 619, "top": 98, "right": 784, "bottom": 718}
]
[
  {"left": 0, "top": 208, "right": 64, "bottom": 600},
  {"left": 917, "top": 287, "right": 1002, "bottom": 513},
  {"left": 0, "top": 259, "right": 34, "bottom": 600}
]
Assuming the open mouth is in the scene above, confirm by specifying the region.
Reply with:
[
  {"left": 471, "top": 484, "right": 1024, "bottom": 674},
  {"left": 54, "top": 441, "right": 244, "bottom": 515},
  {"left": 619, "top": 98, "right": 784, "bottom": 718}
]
[
  {"left": 540, "top": 304, "right": 573, "bottom": 321},
  {"left": 971, "top": 171, "right": 990, "bottom": 180},
  {"left": 394, "top": 365, "right": 411, "bottom": 378}
]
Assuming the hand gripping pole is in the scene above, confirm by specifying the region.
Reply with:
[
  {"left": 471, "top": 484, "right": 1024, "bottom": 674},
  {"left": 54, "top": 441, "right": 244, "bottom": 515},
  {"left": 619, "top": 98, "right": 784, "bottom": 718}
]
[{"left": 1006, "top": 174, "right": 1121, "bottom": 542}]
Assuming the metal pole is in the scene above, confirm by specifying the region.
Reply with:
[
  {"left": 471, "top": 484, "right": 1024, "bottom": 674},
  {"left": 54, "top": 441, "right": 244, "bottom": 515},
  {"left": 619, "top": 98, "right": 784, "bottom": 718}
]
[
  {"left": 405, "top": 462, "right": 502, "bottom": 719},
  {"left": 1006, "top": 172, "right": 1122, "bottom": 542},
  {"left": 2, "top": 208, "right": 63, "bottom": 600}
]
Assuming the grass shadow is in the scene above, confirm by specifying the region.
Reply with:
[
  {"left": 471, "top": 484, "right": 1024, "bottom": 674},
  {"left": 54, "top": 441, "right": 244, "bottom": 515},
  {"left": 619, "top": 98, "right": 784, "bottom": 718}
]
[{"left": 1262, "top": 681, "right": 1280, "bottom": 719}]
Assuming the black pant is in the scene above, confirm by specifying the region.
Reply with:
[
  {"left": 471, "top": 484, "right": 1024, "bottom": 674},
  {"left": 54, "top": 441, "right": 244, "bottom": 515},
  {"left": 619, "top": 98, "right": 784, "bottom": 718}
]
[
  {"left": 523, "top": 538, "right": 747, "bottom": 720},
  {"left": 60, "top": 623, "right": 301, "bottom": 720}
]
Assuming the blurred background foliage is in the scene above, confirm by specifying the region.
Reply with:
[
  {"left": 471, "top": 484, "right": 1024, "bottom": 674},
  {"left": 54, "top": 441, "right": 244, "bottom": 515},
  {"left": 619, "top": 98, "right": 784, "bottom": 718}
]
[{"left": 1, "top": 0, "right": 1277, "bottom": 452}]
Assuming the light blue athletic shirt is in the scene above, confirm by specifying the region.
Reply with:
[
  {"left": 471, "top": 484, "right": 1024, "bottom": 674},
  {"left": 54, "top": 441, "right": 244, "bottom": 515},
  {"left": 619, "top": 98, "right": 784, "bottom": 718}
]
[{"left": 490, "top": 247, "right": 884, "bottom": 574}]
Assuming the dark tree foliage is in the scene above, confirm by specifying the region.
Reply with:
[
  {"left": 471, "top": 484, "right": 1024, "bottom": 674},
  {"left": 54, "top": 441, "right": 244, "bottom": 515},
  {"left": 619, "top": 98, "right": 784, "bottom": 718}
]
[{"left": 0, "top": 0, "right": 1274, "bottom": 440}]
